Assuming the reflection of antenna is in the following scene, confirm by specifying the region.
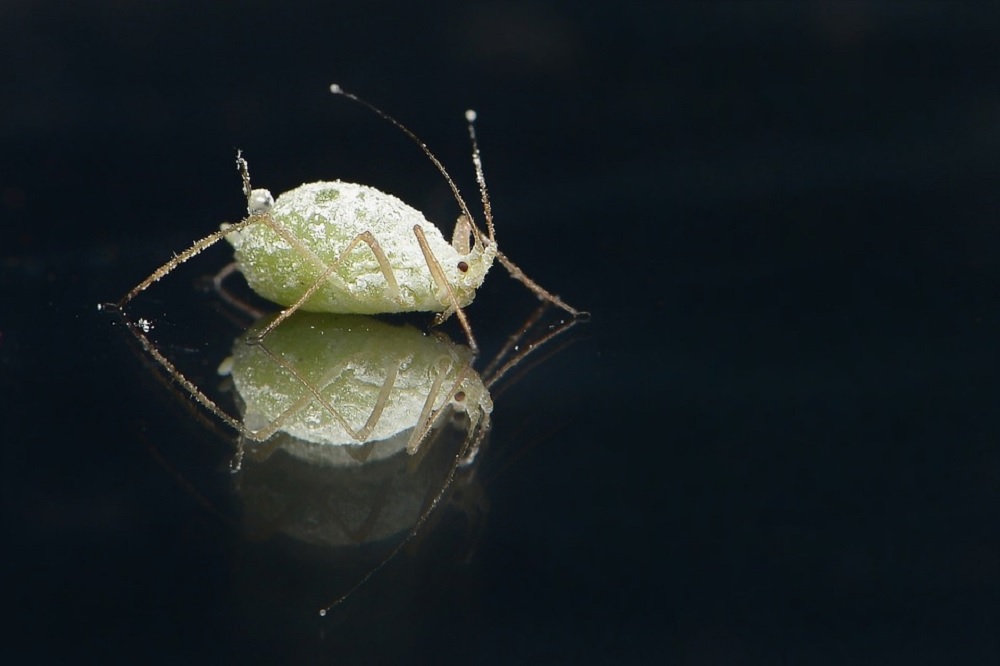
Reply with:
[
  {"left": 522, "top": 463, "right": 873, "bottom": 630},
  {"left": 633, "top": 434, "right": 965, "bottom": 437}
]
[
  {"left": 107, "top": 258, "right": 587, "bottom": 618},
  {"left": 482, "top": 302, "right": 582, "bottom": 392},
  {"left": 318, "top": 304, "right": 585, "bottom": 616},
  {"left": 318, "top": 416, "right": 489, "bottom": 615},
  {"left": 110, "top": 292, "right": 586, "bottom": 615}
]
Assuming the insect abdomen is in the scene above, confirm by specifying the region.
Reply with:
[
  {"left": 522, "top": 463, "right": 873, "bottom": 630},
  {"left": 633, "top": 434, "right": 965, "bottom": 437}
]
[{"left": 226, "top": 181, "right": 469, "bottom": 314}]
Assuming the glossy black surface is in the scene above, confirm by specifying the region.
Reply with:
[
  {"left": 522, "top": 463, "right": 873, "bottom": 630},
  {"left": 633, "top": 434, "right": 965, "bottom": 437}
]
[{"left": 3, "top": 2, "right": 998, "bottom": 663}]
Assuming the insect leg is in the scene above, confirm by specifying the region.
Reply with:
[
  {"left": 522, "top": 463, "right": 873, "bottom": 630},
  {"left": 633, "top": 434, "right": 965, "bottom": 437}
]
[
  {"left": 106, "top": 216, "right": 261, "bottom": 312},
  {"left": 210, "top": 261, "right": 270, "bottom": 321},
  {"left": 412, "top": 224, "right": 480, "bottom": 354},
  {"left": 249, "top": 230, "right": 403, "bottom": 343},
  {"left": 248, "top": 343, "right": 400, "bottom": 445},
  {"left": 347, "top": 231, "right": 402, "bottom": 302}
]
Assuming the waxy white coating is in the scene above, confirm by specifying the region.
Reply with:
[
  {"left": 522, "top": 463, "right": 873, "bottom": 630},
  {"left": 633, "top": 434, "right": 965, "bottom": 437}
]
[{"left": 225, "top": 181, "right": 496, "bottom": 315}]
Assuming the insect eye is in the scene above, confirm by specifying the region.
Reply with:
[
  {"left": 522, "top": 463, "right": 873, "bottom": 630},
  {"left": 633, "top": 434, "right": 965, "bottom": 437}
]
[
  {"left": 454, "top": 390, "right": 466, "bottom": 402},
  {"left": 457, "top": 261, "right": 469, "bottom": 273}
]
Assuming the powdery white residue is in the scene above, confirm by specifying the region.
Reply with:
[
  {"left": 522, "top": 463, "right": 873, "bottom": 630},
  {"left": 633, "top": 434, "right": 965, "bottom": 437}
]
[
  {"left": 231, "top": 180, "right": 488, "bottom": 313},
  {"left": 308, "top": 221, "right": 327, "bottom": 241}
]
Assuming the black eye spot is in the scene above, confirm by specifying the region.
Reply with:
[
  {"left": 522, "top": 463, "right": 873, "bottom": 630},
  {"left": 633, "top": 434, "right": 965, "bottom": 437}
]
[
  {"left": 454, "top": 391, "right": 466, "bottom": 402},
  {"left": 457, "top": 261, "right": 469, "bottom": 273}
]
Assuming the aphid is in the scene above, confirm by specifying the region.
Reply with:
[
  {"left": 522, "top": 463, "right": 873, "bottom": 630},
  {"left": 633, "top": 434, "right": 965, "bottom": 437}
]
[
  {"left": 108, "top": 83, "right": 585, "bottom": 352},
  {"left": 101, "top": 84, "right": 589, "bottom": 615}
]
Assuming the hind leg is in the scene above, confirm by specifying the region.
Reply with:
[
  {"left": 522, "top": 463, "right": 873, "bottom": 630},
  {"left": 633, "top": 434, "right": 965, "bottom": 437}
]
[{"left": 249, "top": 226, "right": 403, "bottom": 343}]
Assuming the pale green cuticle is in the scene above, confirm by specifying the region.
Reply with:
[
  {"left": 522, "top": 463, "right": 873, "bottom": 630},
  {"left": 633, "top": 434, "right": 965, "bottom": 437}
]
[{"left": 227, "top": 181, "right": 490, "bottom": 314}]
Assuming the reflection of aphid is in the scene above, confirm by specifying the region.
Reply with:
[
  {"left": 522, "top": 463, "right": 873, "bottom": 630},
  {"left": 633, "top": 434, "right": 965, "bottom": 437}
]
[
  {"left": 222, "top": 312, "right": 493, "bottom": 464},
  {"left": 119, "top": 301, "right": 581, "bottom": 616},
  {"left": 221, "top": 313, "right": 498, "bottom": 612},
  {"left": 106, "top": 84, "right": 585, "bottom": 352}
]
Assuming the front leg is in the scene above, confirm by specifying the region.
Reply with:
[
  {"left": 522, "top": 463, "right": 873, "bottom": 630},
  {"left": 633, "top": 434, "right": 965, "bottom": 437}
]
[{"left": 413, "top": 224, "right": 479, "bottom": 354}]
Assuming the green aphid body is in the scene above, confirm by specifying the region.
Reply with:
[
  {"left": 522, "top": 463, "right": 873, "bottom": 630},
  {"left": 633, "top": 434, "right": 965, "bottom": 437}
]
[{"left": 225, "top": 181, "right": 495, "bottom": 314}]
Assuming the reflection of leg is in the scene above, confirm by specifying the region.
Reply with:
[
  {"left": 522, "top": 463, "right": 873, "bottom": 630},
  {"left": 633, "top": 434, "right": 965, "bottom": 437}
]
[
  {"left": 407, "top": 357, "right": 452, "bottom": 454},
  {"left": 250, "top": 346, "right": 400, "bottom": 444},
  {"left": 404, "top": 356, "right": 483, "bottom": 457},
  {"left": 251, "top": 228, "right": 403, "bottom": 342},
  {"left": 356, "top": 358, "right": 399, "bottom": 440},
  {"left": 319, "top": 388, "right": 491, "bottom": 616},
  {"left": 211, "top": 261, "right": 268, "bottom": 320},
  {"left": 245, "top": 344, "right": 356, "bottom": 441},
  {"left": 118, "top": 314, "right": 264, "bottom": 473},
  {"left": 413, "top": 224, "right": 479, "bottom": 354}
]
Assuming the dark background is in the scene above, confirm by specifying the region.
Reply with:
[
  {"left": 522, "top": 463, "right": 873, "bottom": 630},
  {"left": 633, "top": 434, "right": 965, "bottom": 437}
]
[{"left": 2, "top": 1, "right": 998, "bottom": 663}]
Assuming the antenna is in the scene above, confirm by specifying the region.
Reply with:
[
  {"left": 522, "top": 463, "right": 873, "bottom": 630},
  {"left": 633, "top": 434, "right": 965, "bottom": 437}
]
[
  {"left": 329, "top": 84, "right": 485, "bottom": 245},
  {"left": 329, "top": 83, "right": 586, "bottom": 318}
]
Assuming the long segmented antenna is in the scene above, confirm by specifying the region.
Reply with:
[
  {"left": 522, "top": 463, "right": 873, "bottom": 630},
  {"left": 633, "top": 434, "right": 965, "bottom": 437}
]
[
  {"left": 330, "top": 84, "right": 481, "bottom": 243},
  {"left": 463, "top": 109, "right": 496, "bottom": 244},
  {"left": 329, "top": 83, "right": 586, "bottom": 319},
  {"left": 316, "top": 304, "right": 585, "bottom": 616}
]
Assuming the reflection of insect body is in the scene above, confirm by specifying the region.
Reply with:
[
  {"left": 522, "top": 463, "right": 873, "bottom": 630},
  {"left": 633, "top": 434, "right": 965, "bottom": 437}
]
[
  {"left": 223, "top": 311, "right": 493, "bottom": 464},
  {"left": 229, "top": 306, "right": 577, "bottom": 616},
  {"left": 123, "top": 304, "right": 580, "bottom": 616},
  {"left": 111, "top": 84, "right": 584, "bottom": 352}
]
